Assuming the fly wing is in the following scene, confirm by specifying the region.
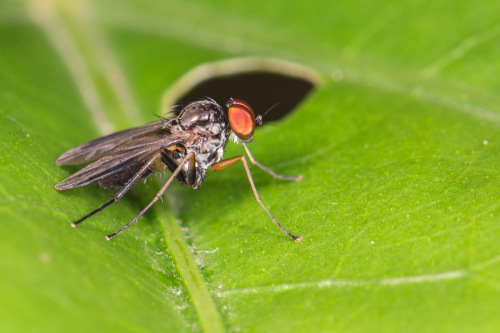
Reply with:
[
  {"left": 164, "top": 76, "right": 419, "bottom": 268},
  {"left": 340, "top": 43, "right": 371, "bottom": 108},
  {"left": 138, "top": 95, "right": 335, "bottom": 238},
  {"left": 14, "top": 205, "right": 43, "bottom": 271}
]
[
  {"left": 55, "top": 130, "right": 190, "bottom": 190},
  {"left": 56, "top": 120, "right": 169, "bottom": 166}
]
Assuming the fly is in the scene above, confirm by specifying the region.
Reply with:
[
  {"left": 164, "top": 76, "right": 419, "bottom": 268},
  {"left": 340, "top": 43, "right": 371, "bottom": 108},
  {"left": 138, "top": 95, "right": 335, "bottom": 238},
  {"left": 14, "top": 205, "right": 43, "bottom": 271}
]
[{"left": 55, "top": 98, "right": 302, "bottom": 241}]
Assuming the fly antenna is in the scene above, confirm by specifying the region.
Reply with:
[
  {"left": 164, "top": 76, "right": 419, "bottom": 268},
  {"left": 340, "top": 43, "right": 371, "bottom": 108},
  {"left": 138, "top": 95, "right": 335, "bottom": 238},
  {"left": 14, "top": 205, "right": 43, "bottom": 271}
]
[{"left": 257, "top": 102, "right": 279, "bottom": 123}]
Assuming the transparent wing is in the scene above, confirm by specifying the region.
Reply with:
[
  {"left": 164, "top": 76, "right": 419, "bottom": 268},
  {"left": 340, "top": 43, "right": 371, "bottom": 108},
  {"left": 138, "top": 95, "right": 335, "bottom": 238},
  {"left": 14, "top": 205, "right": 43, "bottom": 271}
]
[
  {"left": 55, "top": 131, "right": 189, "bottom": 190},
  {"left": 56, "top": 120, "right": 170, "bottom": 166}
]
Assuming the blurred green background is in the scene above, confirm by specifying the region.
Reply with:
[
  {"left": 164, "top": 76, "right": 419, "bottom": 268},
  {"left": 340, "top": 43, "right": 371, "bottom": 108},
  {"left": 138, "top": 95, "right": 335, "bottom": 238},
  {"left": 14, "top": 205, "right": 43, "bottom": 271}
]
[{"left": 0, "top": 0, "right": 499, "bottom": 332}]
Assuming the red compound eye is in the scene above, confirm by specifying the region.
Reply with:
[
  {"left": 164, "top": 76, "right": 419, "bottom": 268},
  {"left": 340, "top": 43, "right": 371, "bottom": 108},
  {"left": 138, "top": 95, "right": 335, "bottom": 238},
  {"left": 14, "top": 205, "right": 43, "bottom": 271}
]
[{"left": 227, "top": 98, "right": 256, "bottom": 141}]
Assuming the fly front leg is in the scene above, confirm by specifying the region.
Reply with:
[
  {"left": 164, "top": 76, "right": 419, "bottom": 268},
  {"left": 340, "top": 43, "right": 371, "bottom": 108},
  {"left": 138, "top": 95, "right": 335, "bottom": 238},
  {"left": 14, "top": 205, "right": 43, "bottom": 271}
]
[
  {"left": 242, "top": 143, "right": 302, "bottom": 181},
  {"left": 210, "top": 155, "right": 302, "bottom": 242}
]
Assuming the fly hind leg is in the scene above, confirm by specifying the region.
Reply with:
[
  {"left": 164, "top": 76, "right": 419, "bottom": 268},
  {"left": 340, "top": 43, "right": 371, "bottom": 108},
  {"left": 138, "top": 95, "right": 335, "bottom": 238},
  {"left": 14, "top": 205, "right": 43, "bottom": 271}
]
[
  {"left": 106, "top": 152, "right": 196, "bottom": 240},
  {"left": 71, "top": 154, "right": 159, "bottom": 227}
]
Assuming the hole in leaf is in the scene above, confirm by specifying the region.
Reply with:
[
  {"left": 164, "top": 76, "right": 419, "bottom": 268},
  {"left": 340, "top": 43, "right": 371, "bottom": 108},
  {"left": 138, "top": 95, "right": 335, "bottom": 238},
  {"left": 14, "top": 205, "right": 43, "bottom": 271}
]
[{"left": 163, "top": 58, "right": 320, "bottom": 122}]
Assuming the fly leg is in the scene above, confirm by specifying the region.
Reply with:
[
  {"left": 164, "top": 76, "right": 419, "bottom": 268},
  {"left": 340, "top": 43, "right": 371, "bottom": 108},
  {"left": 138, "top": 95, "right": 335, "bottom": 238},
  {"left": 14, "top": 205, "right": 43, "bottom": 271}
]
[
  {"left": 71, "top": 154, "right": 159, "bottom": 227},
  {"left": 242, "top": 143, "right": 302, "bottom": 181},
  {"left": 106, "top": 152, "right": 195, "bottom": 240},
  {"left": 210, "top": 155, "right": 302, "bottom": 242}
]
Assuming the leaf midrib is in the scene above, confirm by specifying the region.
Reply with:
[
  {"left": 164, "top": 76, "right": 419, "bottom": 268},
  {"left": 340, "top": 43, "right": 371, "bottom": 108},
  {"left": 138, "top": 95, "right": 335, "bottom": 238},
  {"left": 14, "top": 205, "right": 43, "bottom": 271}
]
[{"left": 27, "top": 1, "right": 226, "bottom": 332}]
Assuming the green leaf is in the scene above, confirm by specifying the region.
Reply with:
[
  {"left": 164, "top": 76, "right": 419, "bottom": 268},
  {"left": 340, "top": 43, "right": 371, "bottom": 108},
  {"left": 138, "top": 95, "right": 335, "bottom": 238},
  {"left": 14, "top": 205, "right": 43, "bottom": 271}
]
[{"left": 1, "top": 0, "right": 499, "bottom": 332}]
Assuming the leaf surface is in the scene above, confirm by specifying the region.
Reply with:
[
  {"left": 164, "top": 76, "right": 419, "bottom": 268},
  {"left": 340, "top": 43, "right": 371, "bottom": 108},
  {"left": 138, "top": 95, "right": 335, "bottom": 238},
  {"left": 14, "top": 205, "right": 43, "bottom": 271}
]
[{"left": 0, "top": 0, "right": 499, "bottom": 332}]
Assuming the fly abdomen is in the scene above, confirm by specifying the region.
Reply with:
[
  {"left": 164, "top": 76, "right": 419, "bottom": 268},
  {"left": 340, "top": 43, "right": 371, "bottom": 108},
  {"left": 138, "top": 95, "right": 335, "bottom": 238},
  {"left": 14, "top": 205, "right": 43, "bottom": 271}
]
[
  {"left": 98, "top": 163, "right": 153, "bottom": 190},
  {"left": 148, "top": 153, "right": 168, "bottom": 173}
]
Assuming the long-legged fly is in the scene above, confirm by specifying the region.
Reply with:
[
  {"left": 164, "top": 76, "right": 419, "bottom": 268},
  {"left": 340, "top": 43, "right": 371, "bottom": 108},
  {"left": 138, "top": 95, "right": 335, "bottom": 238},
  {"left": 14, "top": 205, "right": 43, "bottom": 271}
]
[{"left": 55, "top": 98, "right": 302, "bottom": 241}]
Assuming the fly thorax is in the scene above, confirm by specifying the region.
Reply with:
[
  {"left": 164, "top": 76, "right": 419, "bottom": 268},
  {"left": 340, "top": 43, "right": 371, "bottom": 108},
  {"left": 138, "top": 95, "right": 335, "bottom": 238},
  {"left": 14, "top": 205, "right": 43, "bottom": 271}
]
[{"left": 176, "top": 99, "right": 229, "bottom": 188}]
